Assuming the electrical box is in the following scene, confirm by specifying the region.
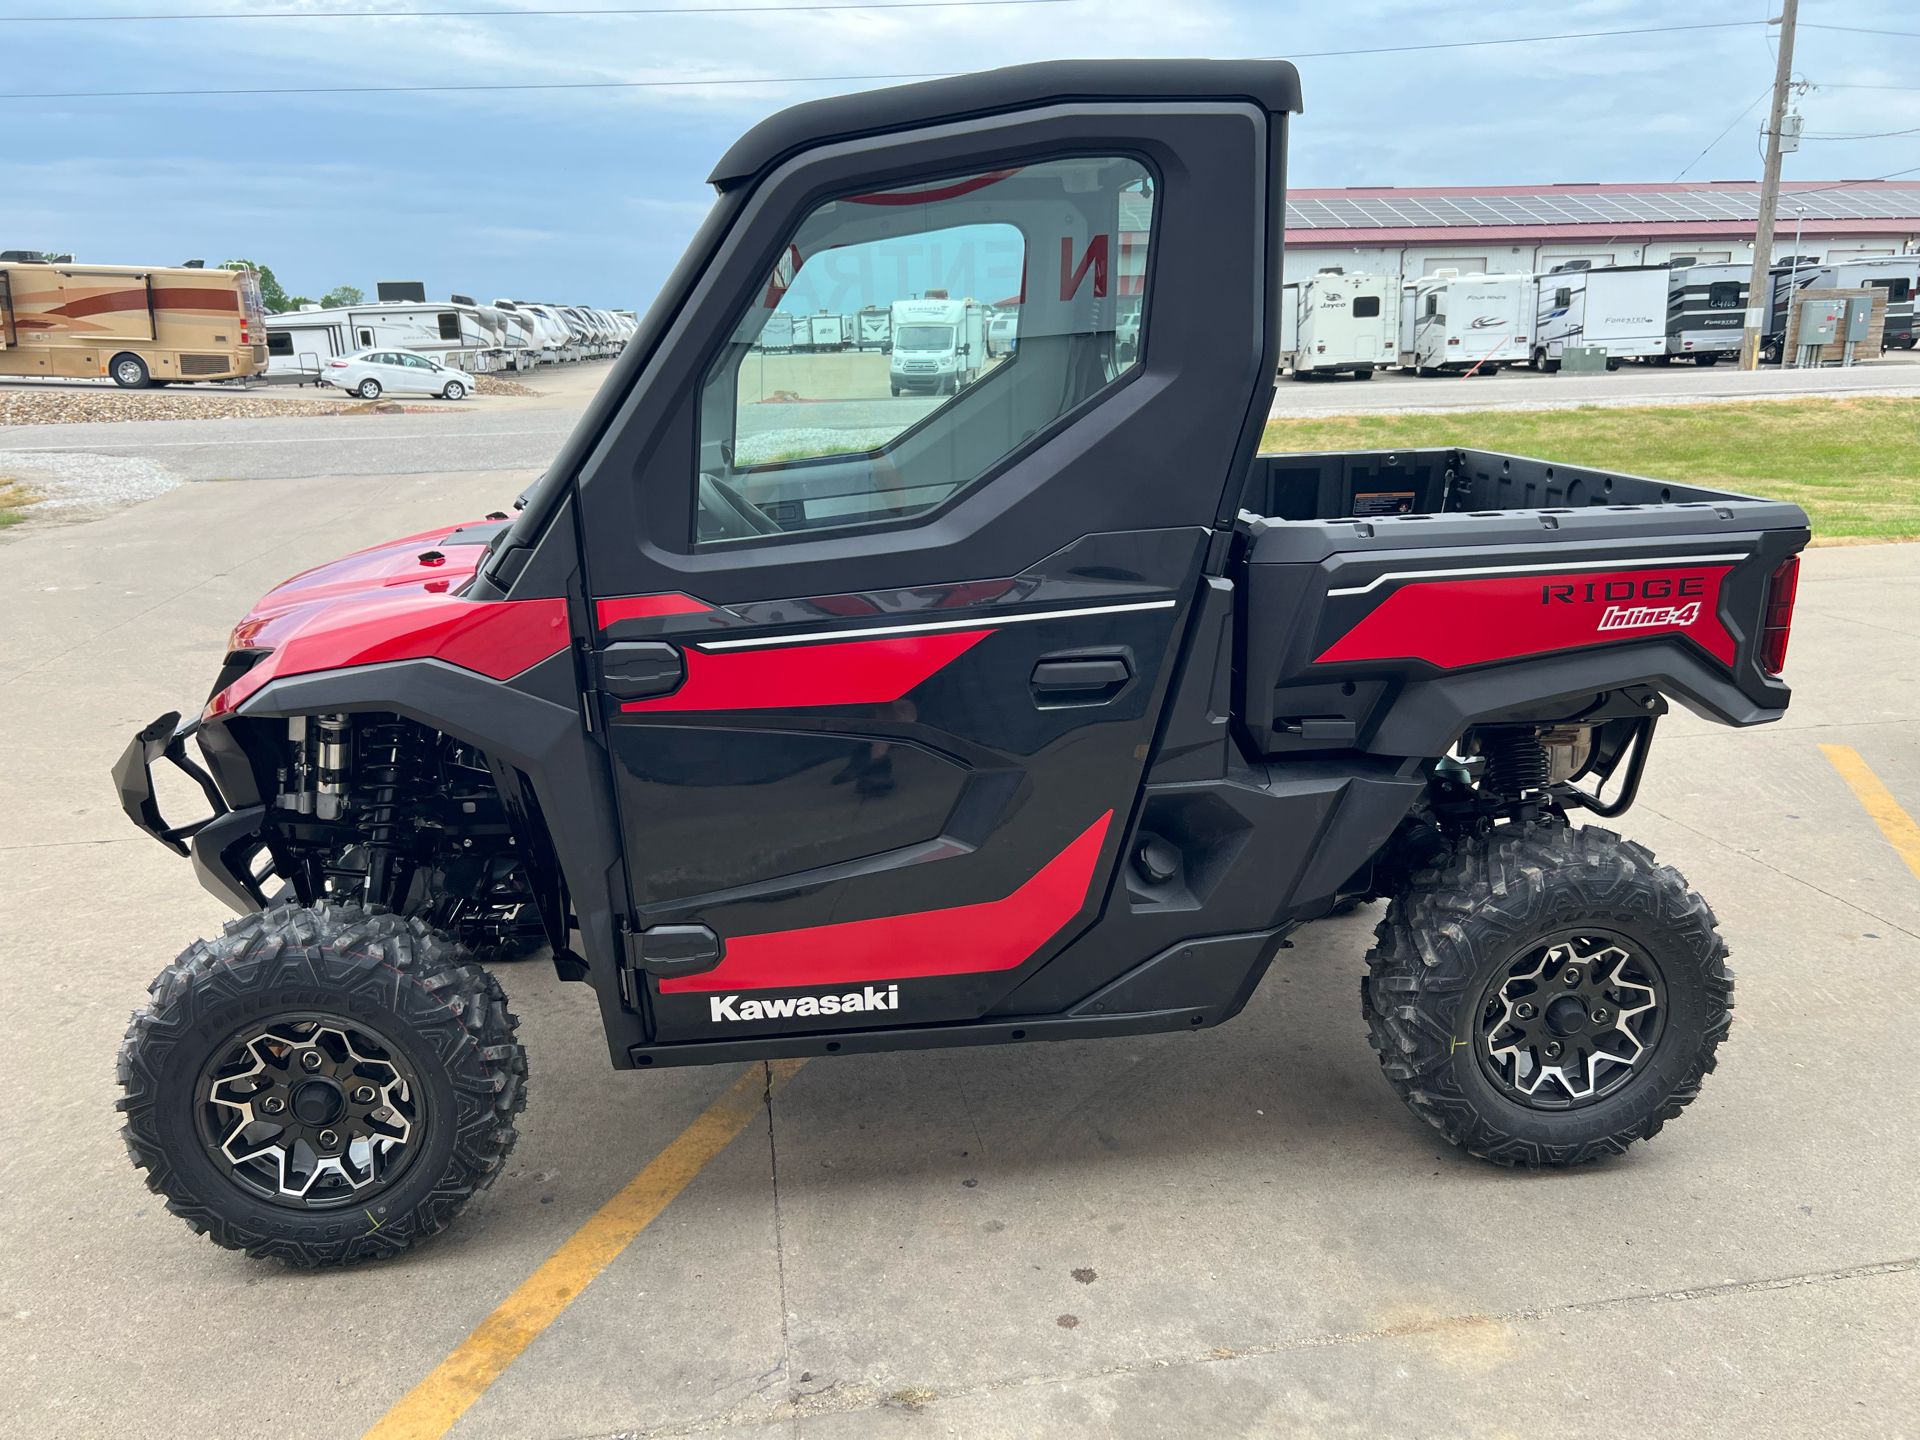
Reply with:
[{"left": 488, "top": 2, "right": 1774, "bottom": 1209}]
[
  {"left": 1844, "top": 295, "right": 1874, "bottom": 343},
  {"left": 1797, "top": 299, "right": 1840, "bottom": 346}
]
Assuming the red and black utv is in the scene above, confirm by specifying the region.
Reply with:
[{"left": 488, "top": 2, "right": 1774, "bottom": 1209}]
[{"left": 115, "top": 60, "right": 1808, "bottom": 1265}]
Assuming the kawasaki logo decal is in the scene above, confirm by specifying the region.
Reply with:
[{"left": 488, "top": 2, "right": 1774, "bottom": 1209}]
[{"left": 709, "top": 984, "right": 899, "bottom": 1023}]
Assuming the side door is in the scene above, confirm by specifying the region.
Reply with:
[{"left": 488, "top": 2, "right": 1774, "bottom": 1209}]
[
  {"left": 397, "top": 352, "right": 438, "bottom": 393},
  {"left": 569, "top": 97, "right": 1282, "bottom": 1045}
]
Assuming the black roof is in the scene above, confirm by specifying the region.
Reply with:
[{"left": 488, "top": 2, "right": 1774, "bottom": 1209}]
[{"left": 708, "top": 59, "right": 1303, "bottom": 188}]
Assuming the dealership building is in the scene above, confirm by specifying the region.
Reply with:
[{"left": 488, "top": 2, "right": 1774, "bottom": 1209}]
[{"left": 1278, "top": 179, "right": 1920, "bottom": 280}]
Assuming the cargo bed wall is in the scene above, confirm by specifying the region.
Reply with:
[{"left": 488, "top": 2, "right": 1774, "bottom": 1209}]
[
  {"left": 1234, "top": 447, "right": 1808, "bottom": 760},
  {"left": 1243, "top": 447, "right": 1747, "bottom": 522}
]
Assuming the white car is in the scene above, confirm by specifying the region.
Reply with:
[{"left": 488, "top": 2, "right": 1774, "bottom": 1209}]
[{"left": 324, "top": 348, "right": 477, "bottom": 400}]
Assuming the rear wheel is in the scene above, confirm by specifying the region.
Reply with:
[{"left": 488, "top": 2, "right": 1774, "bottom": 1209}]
[
  {"left": 1694, "top": 354, "right": 1719, "bottom": 366},
  {"left": 356, "top": 377, "right": 382, "bottom": 399},
  {"left": 1363, "top": 823, "right": 1731, "bottom": 1168},
  {"left": 111, "top": 353, "right": 152, "bottom": 389},
  {"left": 118, "top": 903, "right": 526, "bottom": 1265}
]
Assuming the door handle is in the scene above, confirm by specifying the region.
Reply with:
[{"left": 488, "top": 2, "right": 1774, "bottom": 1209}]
[
  {"left": 1030, "top": 653, "right": 1131, "bottom": 705},
  {"left": 599, "top": 641, "right": 684, "bottom": 701}
]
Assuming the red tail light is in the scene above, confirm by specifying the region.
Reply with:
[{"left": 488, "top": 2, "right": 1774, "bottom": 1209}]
[{"left": 1760, "top": 555, "right": 1800, "bottom": 676}]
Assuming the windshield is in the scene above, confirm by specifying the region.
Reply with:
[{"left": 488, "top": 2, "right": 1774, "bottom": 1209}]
[{"left": 895, "top": 323, "right": 954, "bottom": 351}]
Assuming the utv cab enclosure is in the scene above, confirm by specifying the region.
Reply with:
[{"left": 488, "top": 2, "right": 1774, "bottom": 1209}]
[{"left": 115, "top": 60, "right": 1808, "bottom": 1266}]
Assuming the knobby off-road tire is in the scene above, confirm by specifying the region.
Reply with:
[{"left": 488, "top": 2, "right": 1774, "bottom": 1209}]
[
  {"left": 118, "top": 903, "right": 527, "bottom": 1265},
  {"left": 1362, "top": 823, "right": 1731, "bottom": 1168}
]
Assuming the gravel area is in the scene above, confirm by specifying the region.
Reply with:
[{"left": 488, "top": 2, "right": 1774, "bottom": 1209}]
[
  {"left": 0, "top": 387, "right": 352, "bottom": 427},
  {"left": 736, "top": 424, "right": 898, "bottom": 463},
  {"left": 475, "top": 375, "right": 540, "bottom": 397},
  {"left": 0, "top": 449, "right": 180, "bottom": 521}
]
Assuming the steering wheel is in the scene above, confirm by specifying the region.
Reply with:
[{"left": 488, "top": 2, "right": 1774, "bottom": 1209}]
[{"left": 696, "top": 473, "right": 783, "bottom": 541}]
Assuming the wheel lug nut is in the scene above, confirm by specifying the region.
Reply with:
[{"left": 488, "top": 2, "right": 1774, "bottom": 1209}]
[
  {"left": 1515, "top": 1002, "right": 1536, "bottom": 1019},
  {"left": 1562, "top": 969, "right": 1581, "bottom": 986},
  {"left": 354, "top": 1085, "right": 377, "bottom": 1103},
  {"left": 318, "top": 1129, "right": 340, "bottom": 1149},
  {"left": 300, "top": 1051, "right": 324, "bottom": 1071},
  {"left": 261, "top": 1095, "right": 285, "bottom": 1114},
  {"left": 1543, "top": 1041, "right": 1563, "bottom": 1058},
  {"left": 1592, "top": 1007, "right": 1610, "bottom": 1023}
]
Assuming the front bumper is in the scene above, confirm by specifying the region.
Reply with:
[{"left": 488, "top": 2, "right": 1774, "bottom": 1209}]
[{"left": 114, "top": 711, "right": 272, "bottom": 913}]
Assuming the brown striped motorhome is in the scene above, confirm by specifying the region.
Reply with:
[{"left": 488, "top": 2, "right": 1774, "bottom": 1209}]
[{"left": 0, "top": 260, "right": 267, "bottom": 387}]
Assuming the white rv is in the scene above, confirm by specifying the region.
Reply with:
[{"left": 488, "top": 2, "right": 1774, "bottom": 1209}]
[
  {"left": 805, "top": 313, "right": 849, "bottom": 351},
  {"left": 987, "top": 306, "right": 1019, "bottom": 355},
  {"left": 759, "top": 312, "right": 797, "bottom": 352},
  {"left": 1405, "top": 273, "right": 1533, "bottom": 374},
  {"left": 264, "top": 300, "right": 494, "bottom": 379},
  {"left": 853, "top": 307, "right": 892, "bottom": 352},
  {"left": 1289, "top": 270, "right": 1395, "bottom": 379},
  {"left": 1532, "top": 264, "right": 1668, "bottom": 370},
  {"left": 1278, "top": 281, "right": 1301, "bottom": 372},
  {"left": 888, "top": 296, "right": 986, "bottom": 395},
  {"left": 490, "top": 301, "right": 545, "bottom": 366},
  {"left": 1664, "top": 263, "right": 1748, "bottom": 364}
]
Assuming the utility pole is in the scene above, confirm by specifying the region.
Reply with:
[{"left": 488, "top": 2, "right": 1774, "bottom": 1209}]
[{"left": 1740, "top": 0, "right": 1800, "bottom": 370}]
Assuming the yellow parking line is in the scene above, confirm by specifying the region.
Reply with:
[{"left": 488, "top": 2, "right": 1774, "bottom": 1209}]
[
  {"left": 363, "top": 1058, "right": 806, "bottom": 1440},
  {"left": 1822, "top": 744, "right": 1920, "bottom": 884}
]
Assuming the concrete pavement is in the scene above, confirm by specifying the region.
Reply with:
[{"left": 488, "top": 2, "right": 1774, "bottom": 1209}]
[
  {"left": 1269, "top": 347, "right": 1920, "bottom": 417},
  {"left": 1, "top": 472, "right": 1916, "bottom": 1439}
]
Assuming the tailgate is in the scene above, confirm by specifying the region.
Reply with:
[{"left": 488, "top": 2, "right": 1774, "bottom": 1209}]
[{"left": 1237, "top": 453, "right": 1810, "bottom": 758}]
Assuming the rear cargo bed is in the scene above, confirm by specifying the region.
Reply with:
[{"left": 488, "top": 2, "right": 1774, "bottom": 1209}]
[{"left": 1235, "top": 448, "right": 1810, "bottom": 758}]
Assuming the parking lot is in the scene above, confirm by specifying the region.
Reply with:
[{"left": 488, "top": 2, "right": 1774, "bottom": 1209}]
[{"left": 2, "top": 361, "right": 1917, "bottom": 1439}]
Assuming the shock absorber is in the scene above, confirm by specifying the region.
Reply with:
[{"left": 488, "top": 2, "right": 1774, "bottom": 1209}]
[
  {"left": 1480, "top": 727, "right": 1551, "bottom": 801},
  {"left": 358, "top": 720, "right": 424, "bottom": 911},
  {"left": 314, "top": 714, "right": 351, "bottom": 821}
]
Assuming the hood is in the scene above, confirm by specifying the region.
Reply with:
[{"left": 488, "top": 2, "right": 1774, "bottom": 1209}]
[{"left": 206, "top": 517, "right": 569, "bottom": 718}]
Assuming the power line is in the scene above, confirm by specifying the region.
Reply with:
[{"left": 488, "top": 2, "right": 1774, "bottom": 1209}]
[
  {"left": 0, "top": 19, "right": 1768, "bottom": 99},
  {"left": 1671, "top": 85, "right": 1770, "bottom": 181},
  {"left": 0, "top": 0, "right": 1073, "bottom": 20},
  {"left": 1800, "top": 125, "right": 1920, "bottom": 141},
  {"left": 1786, "top": 165, "right": 1920, "bottom": 197},
  {"left": 1799, "top": 23, "right": 1920, "bottom": 40}
]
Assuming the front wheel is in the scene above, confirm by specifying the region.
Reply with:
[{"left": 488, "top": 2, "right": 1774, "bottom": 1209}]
[
  {"left": 442, "top": 380, "right": 467, "bottom": 400},
  {"left": 111, "top": 353, "right": 152, "bottom": 389},
  {"left": 1363, "top": 823, "right": 1731, "bottom": 1168},
  {"left": 118, "top": 903, "right": 527, "bottom": 1265}
]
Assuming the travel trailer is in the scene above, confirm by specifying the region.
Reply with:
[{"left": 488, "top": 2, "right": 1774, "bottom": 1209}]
[
  {"left": 1403, "top": 272, "right": 1533, "bottom": 374},
  {"left": 987, "top": 306, "right": 1019, "bottom": 354},
  {"left": 888, "top": 296, "right": 986, "bottom": 394},
  {"left": 1532, "top": 264, "right": 1668, "bottom": 370},
  {"left": 854, "top": 306, "right": 893, "bottom": 351},
  {"left": 0, "top": 259, "right": 265, "bottom": 386},
  {"left": 264, "top": 300, "right": 496, "bottom": 379},
  {"left": 806, "top": 313, "right": 849, "bottom": 351},
  {"left": 759, "top": 312, "right": 796, "bottom": 352},
  {"left": 1289, "top": 269, "right": 1395, "bottom": 379},
  {"left": 1664, "top": 263, "right": 1748, "bottom": 364}
]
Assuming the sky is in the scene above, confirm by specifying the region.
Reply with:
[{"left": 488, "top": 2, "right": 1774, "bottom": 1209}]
[{"left": 6, "top": 0, "right": 1918, "bottom": 310}]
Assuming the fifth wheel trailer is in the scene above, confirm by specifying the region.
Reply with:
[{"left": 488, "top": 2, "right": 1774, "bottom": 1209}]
[{"left": 1664, "top": 263, "right": 1748, "bottom": 364}]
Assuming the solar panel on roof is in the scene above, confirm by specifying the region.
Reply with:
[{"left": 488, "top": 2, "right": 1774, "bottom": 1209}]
[{"left": 1280, "top": 185, "right": 1920, "bottom": 230}]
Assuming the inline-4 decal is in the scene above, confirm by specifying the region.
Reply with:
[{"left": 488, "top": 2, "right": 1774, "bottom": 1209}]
[{"left": 1316, "top": 563, "right": 1739, "bottom": 669}]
